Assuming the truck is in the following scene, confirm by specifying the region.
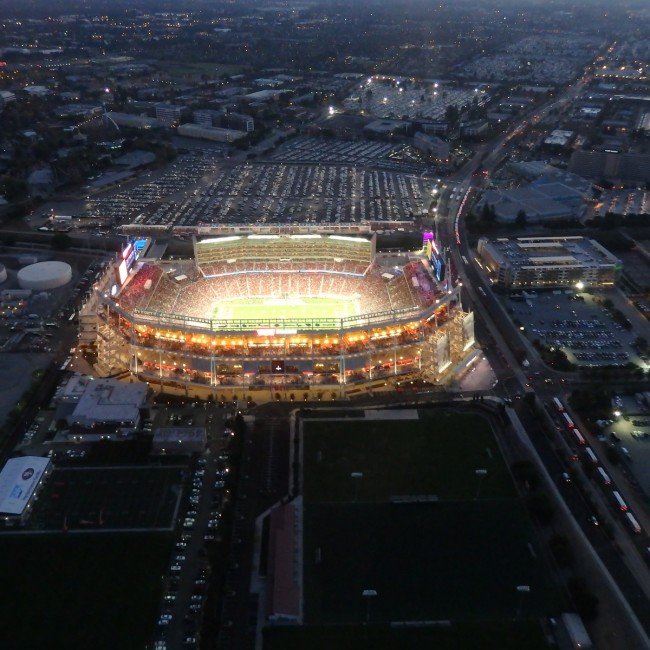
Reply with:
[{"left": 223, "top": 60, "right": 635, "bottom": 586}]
[{"left": 561, "top": 612, "right": 592, "bottom": 649}]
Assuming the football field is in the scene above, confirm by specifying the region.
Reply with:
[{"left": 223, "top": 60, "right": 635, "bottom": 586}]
[
  {"left": 290, "top": 408, "right": 563, "bottom": 647},
  {"left": 212, "top": 296, "right": 357, "bottom": 326}
]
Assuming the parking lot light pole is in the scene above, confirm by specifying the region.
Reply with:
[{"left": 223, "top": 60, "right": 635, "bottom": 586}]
[
  {"left": 351, "top": 472, "right": 363, "bottom": 502},
  {"left": 474, "top": 468, "right": 487, "bottom": 499},
  {"left": 516, "top": 585, "right": 530, "bottom": 619},
  {"left": 362, "top": 589, "right": 377, "bottom": 624}
]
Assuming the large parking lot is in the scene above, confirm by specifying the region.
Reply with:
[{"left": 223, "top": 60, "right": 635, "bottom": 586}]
[
  {"left": 81, "top": 149, "right": 224, "bottom": 226},
  {"left": 596, "top": 393, "right": 650, "bottom": 497},
  {"left": 40, "top": 137, "right": 441, "bottom": 236},
  {"left": 343, "top": 77, "right": 487, "bottom": 122},
  {"left": 505, "top": 289, "right": 648, "bottom": 367},
  {"left": 124, "top": 162, "right": 433, "bottom": 229},
  {"left": 269, "top": 135, "right": 429, "bottom": 174}
]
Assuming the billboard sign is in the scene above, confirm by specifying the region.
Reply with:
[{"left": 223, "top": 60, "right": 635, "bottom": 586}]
[
  {"left": 116, "top": 260, "right": 128, "bottom": 285},
  {"left": 427, "top": 237, "right": 446, "bottom": 282},
  {"left": 0, "top": 457, "right": 49, "bottom": 515}
]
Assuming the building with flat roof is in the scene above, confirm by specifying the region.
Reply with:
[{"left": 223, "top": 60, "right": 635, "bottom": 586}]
[
  {"left": 106, "top": 112, "right": 164, "bottom": 130},
  {"left": 151, "top": 428, "right": 207, "bottom": 455},
  {"left": 0, "top": 90, "right": 16, "bottom": 107},
  {"left": 177, "top": 123, "right": 247, "bottom": 143},
  {"left": 0, "top": 456, "right": 51, "bottom": 523},
  {"left": 569, "top": 150, "right": 650, "bottom": 183},
  {"left": 543, "top": 129, "right": 574, "bottom": 148},
  {"left": 477, "top": 236, "right": 622, "bottom": 290},
  {"left": 413, "top": 132, "right": 450, "bottom": 163},
  {"left": 364, "top": 119, "right": 410, "bottom": 136},
  {"left": 66, "top": 378, "right": 147, "bottom": 435},
  {"left": 476, "top": 168, "right": 591, "bottom": 224},
  {"left": 155, "top": 103, "right": 186, "bottom": 125}
]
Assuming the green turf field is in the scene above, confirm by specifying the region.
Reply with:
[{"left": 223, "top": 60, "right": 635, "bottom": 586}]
[
  {"left": 299, "top": 408, "right": 564, "bottom": 632},
  {"left": 213, "top": 296, "right": 357, "bottom": 326},
  {"left": 303, "top": 410, "right": 516, "bottom": 503},
  {"left": 0, "top": 534, "right": 172, "bottom": 650},
  {"left": 303, "top": 501, "right": 559, "bottom": 624}
]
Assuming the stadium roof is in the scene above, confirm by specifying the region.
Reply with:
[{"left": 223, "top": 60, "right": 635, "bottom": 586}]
[{"left": 0, "top": 456, "right": 51, "bottom": 515}]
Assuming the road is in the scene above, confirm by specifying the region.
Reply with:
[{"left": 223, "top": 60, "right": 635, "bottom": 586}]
[{"left": 432, "top": 69, "right": 650, "bottom": 648}]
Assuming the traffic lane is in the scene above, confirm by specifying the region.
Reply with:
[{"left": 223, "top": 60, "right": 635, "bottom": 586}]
[
  {"left": 162, "top": 415, "right": 231, "bottom": 647},
  {"left": 218, "top": 419, "right": 291, "bottom": 649},
  {"left": 516, "top": 405, "right": 650, "bottom": 634}
]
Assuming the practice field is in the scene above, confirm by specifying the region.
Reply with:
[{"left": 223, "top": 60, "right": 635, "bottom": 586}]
[
  {"left": 0, "top": 533, "right": 172, "bottom": 650},
  {"left": 300, "top": 408, "right": 563, "bottom": 630},
  {"left": 303, "top": 501, "right": 559, "bottom": 623},
  {"left": 28, "top": 466, "right": 184, "bottom": 531},
  {"left": 303, "top": 410, "right": 516, "bottom": 503},
  {"left": 213, "top": 296, "right": 358, "bottom": 326}
]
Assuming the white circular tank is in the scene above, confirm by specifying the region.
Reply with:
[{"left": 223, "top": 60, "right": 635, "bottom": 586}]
[{"left": 17, "top": 261, "right": 72, "bottom": 290}]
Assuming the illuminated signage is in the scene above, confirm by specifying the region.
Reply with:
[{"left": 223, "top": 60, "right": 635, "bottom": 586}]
[
  {"left": 271, "top": 360, "right": 285, "bottom": 373},
  {"left": 117, "top": 260, "right": 128, "bottom": 285}
]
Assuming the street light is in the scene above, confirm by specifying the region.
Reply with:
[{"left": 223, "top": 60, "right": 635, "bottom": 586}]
[
  {"left": 516, "top": 585, "right": 530, "bottom": 618},
  {"left": 351, "top": 472, "right": 364, "bottom": 502},
  {"left": 475, "top": 469, "right": 487, "bottom": 499},
  {"left": 362, "top": 589, "right": 377, "bottom": 623}
]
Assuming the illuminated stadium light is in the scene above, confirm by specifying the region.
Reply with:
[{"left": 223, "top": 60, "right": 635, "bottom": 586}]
[
  {"left": 329, "top": 235, "right": 369, "bottom": 243},
  {"left": 290, "top": 234, "right": 322, "bottom": 239},
  {"left": 197, "top": 236, "right": 241, "bottom": 245},
  {"left": 247, "top": 234, "right": 280, "bottom": 239}
]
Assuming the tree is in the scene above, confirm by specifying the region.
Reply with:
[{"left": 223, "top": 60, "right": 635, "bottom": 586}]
[
  {"left": 0, "top": 176, "right": 28, "bottom": 201},
  {"left": 567, "top": 577, "right": 599, "bottom": 621},
  {"left": 51, "top": 233, "right": 71, "bottom": 250},
  {"left": 515, "top": 209, "right": 527, "bottom": 227},
  {"left": 549, "top": 534, "right": 575, "bottom": 567},
  {"left": 526, "top": 492, "right": 555, "bottom": 525},
  {"left": 445, "top": 104, "right": 460, "bottom": 127}
]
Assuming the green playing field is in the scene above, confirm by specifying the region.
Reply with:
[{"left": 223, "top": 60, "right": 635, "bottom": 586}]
[{"left": 212, "top": 297, "right": 357, "bottom": 325}]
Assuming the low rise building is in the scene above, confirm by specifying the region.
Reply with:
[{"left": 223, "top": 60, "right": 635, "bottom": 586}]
[
  {"left": 413, "top": 132, "right": 450, "bottom": 162},
  {"left": 0, "top": 90, "right": 17, "bottom": 107},
  {"left": 477, "top": 236, "right": 622, "bottom": 290},
  {"left": 105, "top": 112, "right": 164, "bottom": 130},
  {"left": 0, "top": 456, "right": 52, "bottom": 524},
  {"left": 177, "top": 123, "right": 247, "bottom": 143},
  {"left": 155, "top": 103, "right": 186, "bottom": 125},
  {"left": 62, "top": 378, "right": 148, "bottom": 440},
  {"left": 151, "top": 427, "right": 207, "bottom": 455}
]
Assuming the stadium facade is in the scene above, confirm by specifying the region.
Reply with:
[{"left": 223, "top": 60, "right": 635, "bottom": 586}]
[{"left": 81, "top": 233, "right": 475, "bottom": 397}]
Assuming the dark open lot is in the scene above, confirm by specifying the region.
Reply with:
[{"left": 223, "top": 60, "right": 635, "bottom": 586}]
[
  {"left": 0, "top": 533, "right": 172, "bottom": 650},
  {"left": 29, "top": 465, "right": 185, "bottom": 531}
]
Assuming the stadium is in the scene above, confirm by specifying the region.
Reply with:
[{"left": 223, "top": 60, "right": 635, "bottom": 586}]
[{"left": 85, "top": 232, "right": 475, "bottom": 397}]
